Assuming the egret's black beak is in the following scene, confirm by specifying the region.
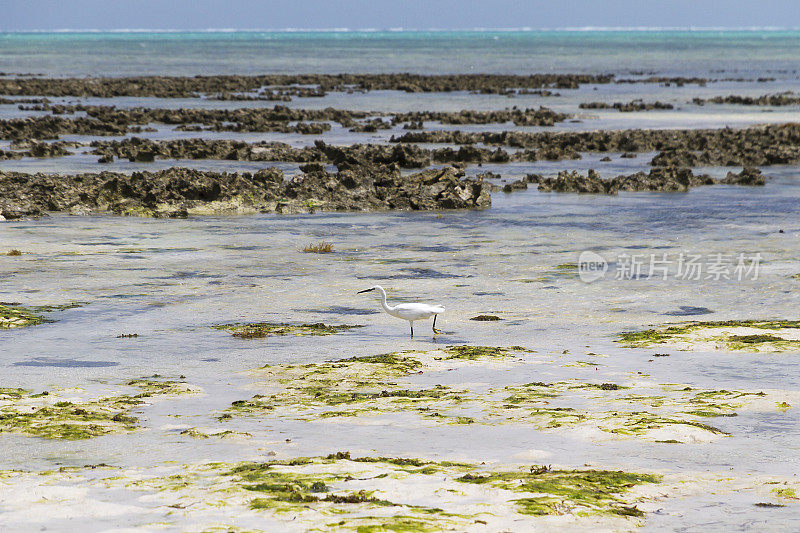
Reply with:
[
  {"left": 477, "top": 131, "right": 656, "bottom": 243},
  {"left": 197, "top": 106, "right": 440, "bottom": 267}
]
[{"left": 357, "top": 288, "right": 375, "bottom": 294}]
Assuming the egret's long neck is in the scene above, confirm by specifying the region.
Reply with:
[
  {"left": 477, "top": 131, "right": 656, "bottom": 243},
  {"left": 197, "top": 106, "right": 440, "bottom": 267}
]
[{"left": 376, "top": 287, "right": 394, "bottom": 313}]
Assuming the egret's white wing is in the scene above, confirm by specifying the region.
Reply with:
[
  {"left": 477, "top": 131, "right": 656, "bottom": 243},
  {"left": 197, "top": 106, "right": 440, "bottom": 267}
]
[{"left": 391, "top": 303, "right": 445, "bottom": 320}]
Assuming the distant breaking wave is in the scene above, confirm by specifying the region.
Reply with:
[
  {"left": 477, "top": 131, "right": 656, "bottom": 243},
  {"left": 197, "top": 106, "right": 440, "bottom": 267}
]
[{"left": 4, "top": 26, "right": 800, "bottom": 34}]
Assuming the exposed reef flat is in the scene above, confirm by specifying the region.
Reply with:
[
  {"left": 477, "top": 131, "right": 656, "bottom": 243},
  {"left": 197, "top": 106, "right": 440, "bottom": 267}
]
[
  {"left": 0, "top": 74, "right": 616, "bottom": 98},
  {"left": 88, "top": 138, "right": 520, "bottom": 167},
  {"left": 6, "top": 117, "right": 799, "bottom": 171},
  {"left": 2, "top": 104, "right": 569, "bottom": 141},
  {"left": 618, "top": 320, "right": 800, "bottom": 352},
  {"left": 0, "top": 73, "right": 774, "bottom": 100},
  {"left": 394, "top": 123, "right": 800, "bottom": 167},
  {"left": 579, "top": 100, "right": 674, "bottom": 112},
  {"left": 692, "top": 92, "right": 800, "bottom": 106},
  {"left": 0, "top": 140, "right": 76, "bottom": 160},
  {"left": 0, "top": 164, "right": 490, "bottom": 219},
  {"left": 529, "top": 167, "right": 764, "bottom": 194},
  {"left": 0, "top": 115, "right": 139, "bottom": 142}
]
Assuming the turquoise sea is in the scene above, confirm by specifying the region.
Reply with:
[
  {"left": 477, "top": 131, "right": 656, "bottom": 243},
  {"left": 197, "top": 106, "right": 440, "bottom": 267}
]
[{"left": 1, "top": 30, "right": 800, "bottom": 76}]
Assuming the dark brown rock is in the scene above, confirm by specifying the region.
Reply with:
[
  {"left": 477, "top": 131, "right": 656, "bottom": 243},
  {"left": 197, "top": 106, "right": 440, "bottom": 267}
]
[
  {"left": 0, "top": 164, "right": 490, "bottom": 219},
  {"left": 535, "top": 167, "right": 740, "bottom": 195},
  {"left": 721, "top": 167, "right": 766, "bottom": 186}
]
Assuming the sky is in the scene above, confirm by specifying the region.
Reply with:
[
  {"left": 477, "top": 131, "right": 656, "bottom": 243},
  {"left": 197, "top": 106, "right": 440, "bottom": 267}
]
[{"left": 2, "top": 0, "right": 799, "bottom": 31}]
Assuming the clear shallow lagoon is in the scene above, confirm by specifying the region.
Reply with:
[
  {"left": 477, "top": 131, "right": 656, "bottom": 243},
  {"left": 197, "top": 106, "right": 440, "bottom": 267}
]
[{"left": 1, "top": 30, "right": 800, "bottom": 531}]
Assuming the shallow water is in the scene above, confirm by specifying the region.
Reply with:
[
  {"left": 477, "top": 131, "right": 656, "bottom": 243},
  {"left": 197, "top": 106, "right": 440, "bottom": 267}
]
[
  {"left": 3, "top": 30, "right": 800, "bottom": 531},
  {"left": 3, "top": 173, "right": 800, "bottom": 517}
]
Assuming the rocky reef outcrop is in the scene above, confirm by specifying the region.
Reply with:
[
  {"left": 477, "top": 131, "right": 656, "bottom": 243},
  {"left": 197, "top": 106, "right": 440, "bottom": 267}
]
[
  {"left": 529, "top": 167, "right": 764, "bottom": 194},
  {"left": 0, "top": 164, "right": 490, "bottom": 220}
]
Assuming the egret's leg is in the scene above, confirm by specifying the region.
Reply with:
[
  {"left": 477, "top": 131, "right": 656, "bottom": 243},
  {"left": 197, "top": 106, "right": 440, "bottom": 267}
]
[
  {"left": 432, "top": 314, "right": 441, "bottom": 334},
  {"left": 410, "top": 322, "right": 414, "bottom": 338}
]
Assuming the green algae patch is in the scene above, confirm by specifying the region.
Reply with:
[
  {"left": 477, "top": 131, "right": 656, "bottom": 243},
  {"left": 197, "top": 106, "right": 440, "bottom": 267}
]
[
  {"left": 440, "top": 345, "right": 525, "bottom": 360},
  {"left": 729, "top": 334, "right": 784, "bottom": 343},
  {"left": 0, "top": 391, "right": 140, "bottom": 440},
  {"left": 13, "top": 457, "right": 800, "bottom": 531},
  {"left": 180, "top": 427, "right": 253, "bottom": 439},
  {"left": 0, "top": 377, "right": 200, "bottom": 440},
  {"left": 218, "top": 455, "right": 655, "bottom": 527},
  {"left": 126, "top": 376, "right": 199, "bottom": 397},
  {"left": 562, "top": 360, "right": 601, "bottom": 368},
  {"left": 324, "top": 516, "right": 443, "bottom": 532},
  {"left": 486, "top": 379, "right": 787, "bottom": 442},
  {"left": 772, "top": 487, "right": 799, "bottom": 499},
  {"left": 555, "top": 262, "right": 579, "bottom": 270},
  {"left": 724, "top": 335, "right": 800, "bottom": 351},
  {"left": 223, "top": 456, "right": 446, "bottom": 517},
  {"left": 0, "top": 301, "right": 88, "bottom": 330},
  {"left": 617, "top": 320, "right": 800, "bottom": 352},
  {"left": 604, "top": 413, "right": 727, "bottom": 437},
  {"left": 350, "top": 454, "right": 473, "bottom": 472},
  {"left": 336, "top": 352, "right": 423, "bottom": 373},
  {"left": 30, "top": 302, "right": 87, "bottom": 313},
  {"left": 223, "top": 347, "right": 791, "bottom": 442},
  {"left": 519, "top": 263, "right": 581, "bottom": 284},
  {"left": 524, "top": 407, "right": 589, "bottom": 428},
  {"left": 224, "top": 350, "right": 467, "bottom": 421},
  {"left": 502, "top": 382, "right": 561, "bottom": 404},
  {"left": 215, "top": 322, "right": 363, "bottom": 339},
  {"left": 456, "top": 468, "right": 659, "bottom": 517},
  {"left": 0, "top": 455, "right": 701, "bottom": 531},
  {"left": 0, "top": 304, "right": 47, "bottom": 329},
  {"left": 0, "top": 388, "right": 29, "bottom": 400}
]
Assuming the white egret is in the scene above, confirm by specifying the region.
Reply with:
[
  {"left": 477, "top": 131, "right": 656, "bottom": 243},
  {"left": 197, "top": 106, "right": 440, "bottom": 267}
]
[{"left": 358, "top": 285, "right": 444, "bottom": 338}]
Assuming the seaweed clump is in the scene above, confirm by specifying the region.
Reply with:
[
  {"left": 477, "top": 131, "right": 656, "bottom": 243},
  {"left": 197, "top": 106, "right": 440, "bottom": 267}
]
[
  {"left": 222, "top": 351, "right": 466, "bottom": 421},
  {"left": 442, "top": 345, "right": 525, "bottom": 360},
  {"left": 225, "top": 458, "right": 399, "bottom": 513},
  {"left": 470, "top": 315, "right": 502, "bottom": 321},
  {"left": 617, "top": 320, "right": 800, "bottom": 351},
  {"left": 0, "top": 304, "right": 47, "bottom": 329},
  {"left": 0, "top": 377, "right": 198, "bottom": 440},
  {"left": 215, "top": 322, "right": 361, "bottom": 339},
  {"left": 301, "top": 241, "right": 334, "bottom": 253},
  {"left": 455, "top": 468, "right": 659, "bottom": 517},
  {"left": 0, "top": 392, "right": 140, "bottom": 439}
]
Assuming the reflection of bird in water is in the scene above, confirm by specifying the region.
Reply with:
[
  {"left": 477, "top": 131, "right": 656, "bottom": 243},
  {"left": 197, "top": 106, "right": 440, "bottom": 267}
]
[{"left": 358, "top": 285, "right": 444, "bottom": 338}]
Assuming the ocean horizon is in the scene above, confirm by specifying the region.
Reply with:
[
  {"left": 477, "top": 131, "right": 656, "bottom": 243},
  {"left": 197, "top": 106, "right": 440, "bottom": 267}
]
[
  {"left": 3, "top": 28, "right": 800, "bottom": 77},
  {"left": 3, "top": 27, "right": 800, "bottom": 32}
]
